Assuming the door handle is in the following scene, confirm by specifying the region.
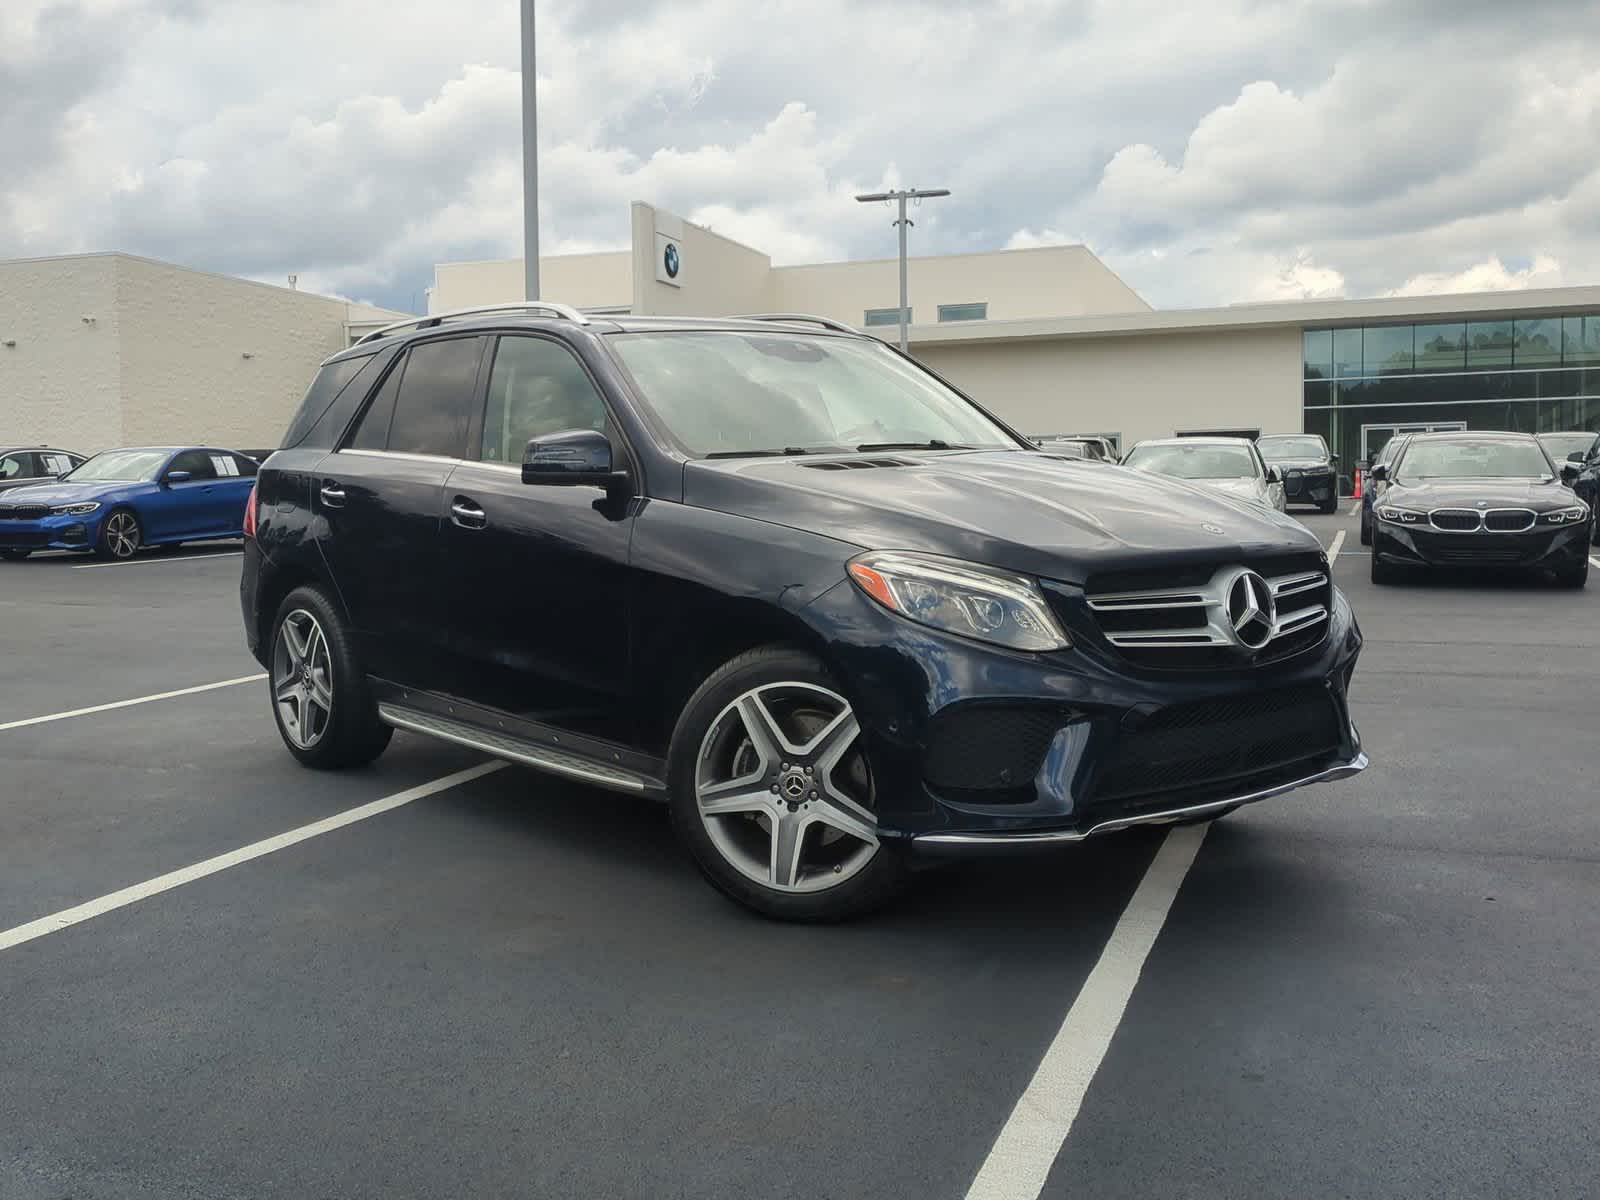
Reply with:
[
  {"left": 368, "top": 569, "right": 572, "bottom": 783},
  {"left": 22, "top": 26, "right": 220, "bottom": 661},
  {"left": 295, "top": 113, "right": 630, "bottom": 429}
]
[
  {"left": 320, "top": 481, "right": 347, "bottom": 508},
  {"left": 450, "top": 497, "right": 487, "bottom": 529}
]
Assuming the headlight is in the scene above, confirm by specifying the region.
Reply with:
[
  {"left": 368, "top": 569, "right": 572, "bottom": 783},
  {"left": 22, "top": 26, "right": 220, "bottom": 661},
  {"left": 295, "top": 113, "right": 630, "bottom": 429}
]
[
  {"left": 50, "top": 501, "right": 101, "bottom": 515},
  {"left": 847, "top": 551, "right": 1071, "bottom": 652},
  {"left": 1538, "top": 505, "right": 1590, "bottom": 525},
  {"left": 1377, "top": 505, "right": 1423, "bottom": 524}
]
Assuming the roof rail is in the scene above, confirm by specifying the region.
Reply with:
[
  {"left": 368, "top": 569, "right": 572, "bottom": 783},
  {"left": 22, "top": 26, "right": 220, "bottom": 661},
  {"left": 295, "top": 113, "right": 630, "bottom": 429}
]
[
  {"left": 735, "top": 313, "right": 861, "bottom": 335},
  {"left": 358, "top": 302, "right": 591, "bottom": 345}
]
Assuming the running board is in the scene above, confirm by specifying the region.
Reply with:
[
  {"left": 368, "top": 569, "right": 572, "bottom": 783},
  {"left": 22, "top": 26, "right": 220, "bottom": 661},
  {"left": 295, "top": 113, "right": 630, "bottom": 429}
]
[{"left": 377, "top": 703, "right": 655, "bottom": 795}]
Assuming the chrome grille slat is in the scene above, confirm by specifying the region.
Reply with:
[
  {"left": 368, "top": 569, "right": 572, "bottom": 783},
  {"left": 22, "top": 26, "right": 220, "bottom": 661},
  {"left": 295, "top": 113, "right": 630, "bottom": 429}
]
[{"left": 1427, "top": 507, "right": 1536, "bottom": 533}]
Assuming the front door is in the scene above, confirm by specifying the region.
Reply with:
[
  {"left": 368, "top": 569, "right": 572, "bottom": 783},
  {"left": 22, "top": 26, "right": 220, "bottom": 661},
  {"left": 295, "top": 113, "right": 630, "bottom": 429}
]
[
  {"left": 153, "top": 449, "right": 223, "bottom": 539},
  {"left": 314, "top": 334, "right": 487, "bottom": 687},
  {"left": 439, "top": 333, "right": 635, "bottom": 743}
]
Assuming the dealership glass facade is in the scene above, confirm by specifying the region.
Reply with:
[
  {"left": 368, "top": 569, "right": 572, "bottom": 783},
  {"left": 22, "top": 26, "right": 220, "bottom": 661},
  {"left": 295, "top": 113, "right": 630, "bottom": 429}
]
[{"left": 1303, "top": 314, "right": 1600, "bottom": 482}]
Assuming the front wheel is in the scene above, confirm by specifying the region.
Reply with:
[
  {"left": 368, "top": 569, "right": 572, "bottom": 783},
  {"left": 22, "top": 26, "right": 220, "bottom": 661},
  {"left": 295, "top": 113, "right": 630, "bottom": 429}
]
[
  {"left": 268, "top": 585, "right": 392, "bottom": 768},
  {"left": 1554, "top": 556, "right": 1588, "bottom": 589},
  {"left": 1318, "top": 495, "right": 1338, "bottom": 514},
  {"left": 1370, "top": 539, "right": 1399, "bottom": 585},
  {"left": 95, "top": 509, "right": 142, "bottom": 560},
  {"left": 0, "top": 549, "right": 31, "bottom": 561},
  {"left": 667, "top": 646, "right": 907, "bottom": 922},
  {"left": 1359, "top": 510, "right": 1372, "bottom": 546}
]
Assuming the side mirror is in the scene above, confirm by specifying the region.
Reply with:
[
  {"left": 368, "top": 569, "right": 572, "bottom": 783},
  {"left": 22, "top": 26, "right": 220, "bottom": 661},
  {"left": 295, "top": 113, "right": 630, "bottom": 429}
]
[
  {"left": 522, "top": 429, "right": 629, "bottom": 493},
  {"left": 1559, "top": 463, "right": 1580, "bottom": 485},
  {"left": 1368, "top": 463, "right": 1389, "bottom": 483},
  {"left": 1265, "top": 466, "right": 1282, "bottom": 484},
  {"left": 165, "top": 470, "right": 192, "bottom": 485},
  {"left": 1329, "top": 453, "right": 1341, "bottom": 465},
  {"left": 1568, "top": 451, "right": 1587, "bottom": 464}
]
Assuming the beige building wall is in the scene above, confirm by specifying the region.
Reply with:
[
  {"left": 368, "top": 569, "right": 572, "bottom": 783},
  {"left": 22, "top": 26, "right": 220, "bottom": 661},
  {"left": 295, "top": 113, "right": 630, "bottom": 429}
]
[
  {"left": 629, "top": 203, "right": 773, "bottom": 316},
  {"left": 430, "top": 252, "right": 632, "bottom": 314},
  {"left": 774, "top": 245, "right": 1149, "bottom": 326},
  {"left": 914, "top": 326, "right": 1304, "bottom": 448},
  {"left": 0, "top": 256, "right": 124, "bottom": 450}
]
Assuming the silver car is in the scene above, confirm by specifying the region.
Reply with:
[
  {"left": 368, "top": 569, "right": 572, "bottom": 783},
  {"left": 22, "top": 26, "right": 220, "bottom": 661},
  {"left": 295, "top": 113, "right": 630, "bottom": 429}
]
[{"left": 1122, "top": 437, "right": 1287, "bottom": 512}]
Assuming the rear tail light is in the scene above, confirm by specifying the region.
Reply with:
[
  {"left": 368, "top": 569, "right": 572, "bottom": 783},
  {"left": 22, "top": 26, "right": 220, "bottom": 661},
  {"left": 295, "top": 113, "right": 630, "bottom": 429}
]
[{"left": 243, "top": 482, "right": 258, "bottom": 538}]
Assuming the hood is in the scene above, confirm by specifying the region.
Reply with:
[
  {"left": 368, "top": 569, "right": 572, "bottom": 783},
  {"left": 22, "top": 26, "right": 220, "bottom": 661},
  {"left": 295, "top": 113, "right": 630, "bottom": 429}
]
[
  {"left": 683, "top": 450, "right": 1319, "bottom": 585},
  {"left": 1387, "top": 477, "right": 1573, "bottom": 510},
  {"left": 1266, "top": 458, "right": 1331, "bottom": 470},
  {"left": 0, "top": 480, "right": 141, "bottom": 506},
  {"left": 1196, "top": 476, "right": 1272, "bottom": 504}
]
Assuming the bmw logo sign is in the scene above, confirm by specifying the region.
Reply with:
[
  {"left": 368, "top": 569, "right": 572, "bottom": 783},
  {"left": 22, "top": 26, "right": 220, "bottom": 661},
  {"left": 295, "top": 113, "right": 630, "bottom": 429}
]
[{"left": 663, "top": 242, "right": 680, "bottom": 279}]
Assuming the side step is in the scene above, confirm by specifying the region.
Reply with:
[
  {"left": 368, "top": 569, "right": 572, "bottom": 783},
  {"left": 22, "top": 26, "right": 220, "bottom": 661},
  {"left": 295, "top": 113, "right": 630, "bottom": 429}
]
[{"left": 377, "top": 703, "right": 657, "bottom": 795}]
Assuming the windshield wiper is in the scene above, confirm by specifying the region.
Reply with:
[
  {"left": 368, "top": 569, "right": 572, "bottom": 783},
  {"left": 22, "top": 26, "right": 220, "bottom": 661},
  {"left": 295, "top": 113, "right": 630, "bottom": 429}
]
[
  {"left": 704, "top": 446, "right": 826, "bottom": 459},
  {"left": 855, "top": 440, "right": 975, "bottom": 452}
]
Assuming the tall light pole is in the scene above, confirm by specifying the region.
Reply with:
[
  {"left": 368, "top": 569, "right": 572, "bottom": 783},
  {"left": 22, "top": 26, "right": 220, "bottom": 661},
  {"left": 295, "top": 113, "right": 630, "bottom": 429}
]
[
  {"left": 520, "top": 0, "right": 540, "bottom": 300},
  {"left": 855, "top": 187, "right": 949, "bottom": 353}
]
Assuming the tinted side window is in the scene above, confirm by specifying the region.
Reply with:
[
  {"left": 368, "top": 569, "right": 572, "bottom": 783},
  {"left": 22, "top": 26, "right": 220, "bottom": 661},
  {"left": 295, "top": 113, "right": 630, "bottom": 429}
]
[
  {"left": 0, "top": 454, "right": 27, "bottom": 480},
  {"left": 349, "top": 357, "right": 405, "bottom": 450},
  {"left": 168, "top": 450, "right": 218, "bottom": 480},
  {"left": 233, "top": 454, "right": 260, "bottom": 477},
  {"left": 481, "top": 336, "right": 609, "bottom": 463},
  {"left": 280, "top": 353, "right": 374, "bottom": 449},
  {"left": 387, "top": 336, "right": 483, "bottom": 457}
]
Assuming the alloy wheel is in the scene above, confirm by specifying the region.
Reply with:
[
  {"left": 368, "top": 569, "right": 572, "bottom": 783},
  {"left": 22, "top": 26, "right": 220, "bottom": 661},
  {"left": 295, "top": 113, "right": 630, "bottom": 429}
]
[
  {"left": 273, "top": 608, "right": 334, "bottom": 749},
  {"left": 105, "top": 512, "right": 140, "bottom": 558},
  {"left": 694, "top": 682, "right": 878, "bottom": 894}
]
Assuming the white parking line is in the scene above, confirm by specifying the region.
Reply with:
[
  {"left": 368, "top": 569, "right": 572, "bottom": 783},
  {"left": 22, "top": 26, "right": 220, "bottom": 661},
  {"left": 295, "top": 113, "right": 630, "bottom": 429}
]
[
  {"left": 1327, "top": 529, "right": 1346, "bottom": 564},
  {"left": 963, "top": 824, "right": 1209, "bottom": 1200},
  {"left": 0, "top": 674, "right": 266, "bottom": 732},
  {"left": 1348, "top": 500, "right": 1361, "bottom": 516},
  {"left": 1590, "top": 556, "right": 1600, "bottom": 569},
  {"left": 0, "top": 761, "right": 506, "bottom": 954},
  {"left": 71, "top": 550, "right": 241, "bottom": 570}
]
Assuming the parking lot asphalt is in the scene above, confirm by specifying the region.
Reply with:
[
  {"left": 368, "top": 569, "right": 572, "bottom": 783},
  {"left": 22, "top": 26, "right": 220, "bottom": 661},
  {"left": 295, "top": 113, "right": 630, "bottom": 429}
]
[{"left": 2, "top": 514, "right": 1597, "bottom": 1199}]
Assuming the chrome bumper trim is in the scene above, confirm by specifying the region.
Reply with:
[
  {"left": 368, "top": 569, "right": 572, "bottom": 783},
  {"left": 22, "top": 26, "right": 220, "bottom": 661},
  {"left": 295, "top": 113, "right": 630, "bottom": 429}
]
[{"left": 913, "top": 751, "right": 1369, "bottom": 847}]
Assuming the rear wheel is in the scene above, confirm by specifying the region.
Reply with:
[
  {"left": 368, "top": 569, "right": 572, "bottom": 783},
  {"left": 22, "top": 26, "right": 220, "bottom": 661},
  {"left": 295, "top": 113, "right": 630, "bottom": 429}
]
[
  {"left": 268, "top": 585, "right": 392, "bottom": 768},
  {"left": 95, "top": 509, "right": 142, "bottom": 560},
  {"left": 0, "top": 549, "right": 31, "bottom": 561},
  {"left": 667, "top": 646, "right": 907, "bottom": 922}
]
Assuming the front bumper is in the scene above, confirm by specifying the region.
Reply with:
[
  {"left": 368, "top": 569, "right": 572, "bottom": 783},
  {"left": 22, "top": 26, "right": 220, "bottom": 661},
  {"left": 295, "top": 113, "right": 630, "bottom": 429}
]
[
  {"left": 1375, "top": 520, "right": 1590, "bottom": 569},
  {"left": 0, "top": 512, "right": 97, "bottom": 551},
  {"left": 801, "top": 576, "right": 1365, "bottom": 844}
]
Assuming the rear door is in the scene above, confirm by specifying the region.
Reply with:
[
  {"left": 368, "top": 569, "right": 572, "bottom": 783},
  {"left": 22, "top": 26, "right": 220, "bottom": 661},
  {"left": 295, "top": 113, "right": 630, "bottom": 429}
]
[
  {"left": 200, "top": 450, "right": 257, "bottom": 533},
  {"left": 438, "top": 333, "right": 636, "bottom": 741},
  {"left": 314, "top": 334, "right": 487, "bottom": 686}
]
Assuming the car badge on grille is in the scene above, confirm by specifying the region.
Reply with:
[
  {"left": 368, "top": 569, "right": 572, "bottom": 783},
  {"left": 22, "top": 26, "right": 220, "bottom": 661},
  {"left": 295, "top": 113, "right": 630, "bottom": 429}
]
[
  {"left": 1476, "top": 501, "right": 1488, "bottom": 508},
  {"left": 1201, "top": 522, "right": 1225, "bottom": 535},
  {"left": 1224, "top": 569, "right": 1276, "bottom": 651}
]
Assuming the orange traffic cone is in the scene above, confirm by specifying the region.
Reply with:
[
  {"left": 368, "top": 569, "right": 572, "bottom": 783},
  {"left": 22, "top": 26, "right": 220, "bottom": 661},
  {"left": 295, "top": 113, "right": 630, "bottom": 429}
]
[{"left": 1352, "top": 467, "right": 1363, "bottom": 499}]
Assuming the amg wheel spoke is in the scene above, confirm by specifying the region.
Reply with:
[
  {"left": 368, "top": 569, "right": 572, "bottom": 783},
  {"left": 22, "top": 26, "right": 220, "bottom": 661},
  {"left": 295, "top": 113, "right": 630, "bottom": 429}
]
[
  {"left": 801, "top": 709, "right": 859, "bottom": 772},
  {"left": 281, "top": 619, "right": 309, "bottom": 666},
  {"left": 274, "top": 675, "right": 301, "bottom": 703},
  {"left": 698, "top": 779, "right": 773, "bottom": 815},
  {"left": 769, "top": 810, "right": 808, "bottom": 888},
  {"left": 307, "top": 671, "right": 333, "bottom": 713},
  {"left": 809, "top": 795, "right": 878, "bottom": 848},
  {"left": 735, "top": 693, "right": 791, "bottom": 766}
]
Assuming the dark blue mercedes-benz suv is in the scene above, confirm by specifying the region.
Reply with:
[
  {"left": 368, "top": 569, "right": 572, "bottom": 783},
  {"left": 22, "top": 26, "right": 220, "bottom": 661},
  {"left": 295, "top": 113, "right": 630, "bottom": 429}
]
[{"left": 241, "top": 305, "right": 1366, "bottom": 920}]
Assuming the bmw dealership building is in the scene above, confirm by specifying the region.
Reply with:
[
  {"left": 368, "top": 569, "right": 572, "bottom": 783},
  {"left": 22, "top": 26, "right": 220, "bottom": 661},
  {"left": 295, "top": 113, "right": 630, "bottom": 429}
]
[{"left": 5, "top": 199, "right": 1599, "bottom": 471}]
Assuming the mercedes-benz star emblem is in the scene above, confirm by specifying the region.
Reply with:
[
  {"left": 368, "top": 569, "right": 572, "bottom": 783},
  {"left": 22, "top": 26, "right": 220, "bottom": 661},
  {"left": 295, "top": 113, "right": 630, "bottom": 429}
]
[
  {"left": 1201, "top": 522, "right": 1225, "bottom": 535},
  {"left": 780, "top": 771, "right": 808, "bottom": 800},
  {"left": 663, "top": 242, "right": 680, "bottom": 278},
  {"left": 1225, "top": 569, "right": 1276, "bottom": 651}
]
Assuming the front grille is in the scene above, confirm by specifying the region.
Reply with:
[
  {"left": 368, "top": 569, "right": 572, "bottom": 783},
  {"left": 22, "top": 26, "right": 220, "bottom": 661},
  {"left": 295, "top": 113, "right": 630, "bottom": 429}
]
[
  {"left": 1088, "top": 685, "right": 1342, "bottom": 806},
  {"left": 1429, "top": 509, "right": 1480, "bottom": 531},
  {"left": 1084, "top": 556, "right": 1332, "bottom": 670},
  {"left": 922, "top": 703, "right": 1069, "bottom": 800},
  {"left": 0, "top": 504, "right": 49, "bottom": 520},
  {"left": 1483, "top": 509, "right": 1535, "bottom": 532}
]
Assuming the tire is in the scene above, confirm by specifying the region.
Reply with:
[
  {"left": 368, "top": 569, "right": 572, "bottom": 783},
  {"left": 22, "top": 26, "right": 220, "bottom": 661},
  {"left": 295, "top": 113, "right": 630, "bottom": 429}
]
[
  {"left": 1318, "top": 496, "right": 1338, "bottom": 514},
  {"left": 1370, "top": 537, "right": 1398, "bottom": 585},
  {"left": 1591, "top": 515, "right": 1599, "bottom": 547},
  {"left": 1, "top": 549, "right": 31, "bottom": 561},
  {"left": 1359, "top": 510, "right": 1372, "bottom": 546},
  {"left": 95, "top": 508, "right": 142, "bottom": 560},
  {"left": 1554, "top": 556, "right": 1588, "bottom": 589},
  {"left": 267, "top": 584, "right": 393, "bottom": 769},
  {"left": 666, "top": 645, "right": 908, "bottom": 922}
]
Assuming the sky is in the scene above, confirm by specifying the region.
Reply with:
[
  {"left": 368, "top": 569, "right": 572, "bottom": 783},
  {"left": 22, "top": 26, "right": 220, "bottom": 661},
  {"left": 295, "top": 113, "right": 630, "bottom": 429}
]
[{"left": 4, "top": 0, "right": 1599, "bottom": 314}]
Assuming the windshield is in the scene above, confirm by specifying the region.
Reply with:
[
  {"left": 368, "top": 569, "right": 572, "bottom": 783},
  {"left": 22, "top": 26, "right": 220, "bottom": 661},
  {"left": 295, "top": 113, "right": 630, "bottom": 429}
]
[
  {"left": 608, "top": 331, "right": 1019, "bottom": 457},
  {"left": 1398, "top": 438, "right": 1553, "bottom": 480},
  {"left": 61, "top": 449, "right": 169, "bottom": 483},
  {"left": 1257, "top": 436, "right": 1326, "bottom": 460},
  {"left": 1124, "top": 443, "right": 1259, "bottom": 480},
  {"left": 1537, "top": 432, "right": 1597, "bottom": 462}
]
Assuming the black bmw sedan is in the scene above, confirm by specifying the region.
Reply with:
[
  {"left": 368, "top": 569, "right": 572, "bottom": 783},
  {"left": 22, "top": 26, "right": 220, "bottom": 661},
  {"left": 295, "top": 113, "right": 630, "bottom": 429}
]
[{"left": 1368, "top": 431, "right": 1590, "bottom": 587}]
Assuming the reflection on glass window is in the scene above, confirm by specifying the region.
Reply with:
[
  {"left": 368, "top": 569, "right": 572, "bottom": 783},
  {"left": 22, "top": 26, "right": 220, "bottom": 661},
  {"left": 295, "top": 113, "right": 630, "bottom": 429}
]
[
  {"left": 1333, "top": 329, "right": 1362, "bottom": 378},
  {"left": 1564, "top": 316, "right": 1600, "bottom": 365},
  {"left": 1414, "top": 323, "right": 1467, "bottom": 371},
  {"left": 1466, "top": 320, "right": 1514, "bottom": 369},
  {"left": 1363, "top": 325, "right": 1413, "bottom": 375},
  {"left": 1303, "top": 330, "right": 1332, "bottom": 379},
  {"left": 1514, "top": 318, "right": 1562, "bottom": 367}
]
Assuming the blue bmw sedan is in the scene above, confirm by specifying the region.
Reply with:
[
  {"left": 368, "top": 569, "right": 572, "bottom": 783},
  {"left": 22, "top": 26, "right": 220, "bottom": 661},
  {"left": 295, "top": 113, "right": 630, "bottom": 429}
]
[{"left": 0, "top": 446, "right": 258, "bottom": 561}]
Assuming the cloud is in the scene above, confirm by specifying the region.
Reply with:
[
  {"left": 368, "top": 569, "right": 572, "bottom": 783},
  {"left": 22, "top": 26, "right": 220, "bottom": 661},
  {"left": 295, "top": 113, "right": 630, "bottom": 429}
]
[
  {"left": 1385, "top": 254, "right": 1565, "bottom": 298},
  {"left": 2, "top": 0, "right": 1599, "bottom": 312}
]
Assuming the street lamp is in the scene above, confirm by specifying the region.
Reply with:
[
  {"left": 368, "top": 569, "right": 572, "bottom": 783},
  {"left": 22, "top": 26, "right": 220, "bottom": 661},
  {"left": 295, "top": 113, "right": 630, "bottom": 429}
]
[
  {"left": 521, "top": 0, "right": 540, "bottom": 301},
  {"left": 855, "top": 187, "right": 949, "bottom": 353}
]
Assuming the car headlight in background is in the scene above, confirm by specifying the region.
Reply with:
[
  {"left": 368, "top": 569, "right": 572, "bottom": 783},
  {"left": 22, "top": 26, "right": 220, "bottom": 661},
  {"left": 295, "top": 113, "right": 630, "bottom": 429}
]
[
  {"left": 847, "top": 551, "right": 1071, "bottom": 652},
  {"left": 50, "top": 501, "right": 101, "bottom": 515},
  {"left": 1537, "top": 505, "right": 1590, "bottom": 525},
  {"left": 1377, "top": 506, "right": 1424, "bottom": 524}
]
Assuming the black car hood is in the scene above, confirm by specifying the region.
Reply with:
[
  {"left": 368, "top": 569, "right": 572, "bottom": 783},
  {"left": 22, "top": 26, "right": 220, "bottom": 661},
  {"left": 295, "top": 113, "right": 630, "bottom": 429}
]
[
  {"left": 683, "top": 450, "right": 1321, "bottom": 585},
  {"left": 1268, "top": 458, "right": 1332, "bottom": 470},
  {"left": 1387, "top": 477, "right": 1572, "bottom": 509}
]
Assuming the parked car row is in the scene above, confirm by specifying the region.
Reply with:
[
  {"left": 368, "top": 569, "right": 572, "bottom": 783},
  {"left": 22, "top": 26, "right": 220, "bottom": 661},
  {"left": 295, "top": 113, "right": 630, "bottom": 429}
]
[{"left": 0, "top": 444, "right": 257, "bottom": 560}]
